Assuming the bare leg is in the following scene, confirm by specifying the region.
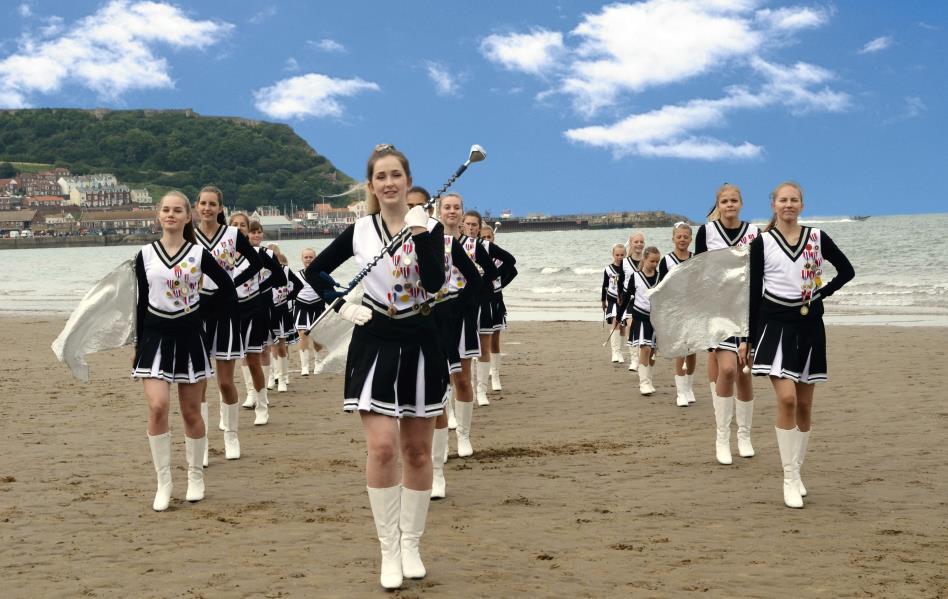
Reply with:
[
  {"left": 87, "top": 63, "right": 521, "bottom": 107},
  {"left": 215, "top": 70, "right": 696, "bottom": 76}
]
[
  {"left": 177, "top": 382, "right": 205, "bottom": 438},
  {"left": 795, "top": 382, "right": 815, "bottom": 432},
  {"left": 143, "top": 379, "right": 172, "bottom": 436},
  {"left": 361, "top": 412, "right": 401, "bottom": 488},
  {"left": 400, "top": 417, "right": 436, "bottom": 490},
  {"left": 216, "top": 359, "right": 238, "bottom": 405}
]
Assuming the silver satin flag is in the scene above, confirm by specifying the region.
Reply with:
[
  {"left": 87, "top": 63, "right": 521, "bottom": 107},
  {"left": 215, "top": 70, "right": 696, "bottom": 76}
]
[
  {"left": 309, "top": 285, "right": 362, "bottom": 375},
  {"left": 647, "top": 247, "right": 749, "bottom": 358},
  {"left": 51, "top": 258, "right": 138, "bottom": 382}
]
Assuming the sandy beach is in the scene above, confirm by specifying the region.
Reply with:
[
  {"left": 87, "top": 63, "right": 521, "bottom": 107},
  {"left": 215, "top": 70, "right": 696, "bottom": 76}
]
[{"left": 1, "top": 316, "right": 946, "bottom": 598}]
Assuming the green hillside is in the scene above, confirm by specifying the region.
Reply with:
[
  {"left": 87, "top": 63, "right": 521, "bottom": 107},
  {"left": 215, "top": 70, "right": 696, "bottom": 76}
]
[{"left": 0, "top": 108, "right": 357, "bottom": 211}]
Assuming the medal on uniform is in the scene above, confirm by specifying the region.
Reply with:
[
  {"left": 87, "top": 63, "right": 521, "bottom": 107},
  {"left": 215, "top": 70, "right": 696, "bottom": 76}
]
[
  {"left": 387, "top": 305, "right": 396, "bottom": 317},
  {"left": 800, "top": 305, "right": 809, "bottom": 316},
  {"left": 420, "top": 303, "right": 431, "bottom": 316}
]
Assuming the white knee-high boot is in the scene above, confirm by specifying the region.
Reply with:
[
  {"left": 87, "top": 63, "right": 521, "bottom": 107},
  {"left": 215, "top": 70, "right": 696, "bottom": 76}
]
[
  {"left": 775, "top": 427, "right": 804, "bottom": 508},
  {"left": 684, "top": 373, "right": 696, "bottom": 403},
  {"left": 241, "top": 365, "right": 256, "bottom": 408},
  {"left": 475, "top": 360, "right": 491, "bottom": 406},
  {"left": 627, "top": 342, "right": 639, "bottom": 371},
  {"left": 400, "top": 487, "right": 431, "bottom": 579},
  {"left": 431, "top": 428, "right": 448, "bottom": 499},
  {"left": 638, "top": 364, "right": 655, "bottom": 395},
  {"left": 795, "top": 428, "right": 810, "bottom": 497},
  {"left": 218, "top": 391, "right": 225, "bottom": 431},
  {"left": 222, "top": 401, "right": 240, "bottom": 460},
  {"left": 266, "top": 360, "right": 276, "bottom": 390},
  {"left": 147, "top": 432, "right": 173, "bottom": 511},
  {"left": 277, "top": 356, "right": 288, "bottom": 392},
  {"left": 490, "top": 353, "right": 503, "bottom": 391},
  {"left": 674, "top": 375, "right": 688, "bottom": 406},
  {"left": 299, "top": 349, "right": 310, "bottom": 376},
  {"left": 185, "top": 436, "right": 206, "bottom": 502},
  {"left": 455, "top": 400, "right": 474, "bottom": 457},
  {"left": 735, "top": 399, "right": 755, "bottom": 457},
  {"left": 254, "top": 386, "right": 269, "bottom": 425},
  {"left": 445, "top": 387, "right": 457, "bottom": 430},
  {"left": 200, "top": 402, "right": 209, "bottom": 467},
  {"left": 367, "top": 485, "right": 403, "bottom": 590},
  {"left": 712, "top": 395, "right": 734, "bottom": 465},
  {"left": 610, "top": 334, "right": 623, "bottom": 363}
]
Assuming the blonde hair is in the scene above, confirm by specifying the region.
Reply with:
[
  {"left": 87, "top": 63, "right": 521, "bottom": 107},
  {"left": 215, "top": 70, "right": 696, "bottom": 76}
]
[
  {"left": 708, "top": 183, "right": 743, "bottom": 221},
  {"left": 625, "top": 232, "right": 645, "bottom": 257},
  {"left": 672, "top": 222, "right": 692, "bottom": 238},
  {"left": 766, "top": 181, "right": 805, "bottom": 231}
]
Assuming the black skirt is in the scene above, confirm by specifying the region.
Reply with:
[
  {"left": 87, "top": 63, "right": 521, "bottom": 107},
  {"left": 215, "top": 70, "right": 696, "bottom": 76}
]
[
  {"left": 751, "top": 299, "right": 828, "bottom": 383},
  {"left": 456, "top": 300, "right": 481, "bottom": 360},
  {"left": 604, "top": 295, "right": 625, "bottom": 325},
  {"left": 200, "top": 294, "right": 244, "bottom": 360},
  {"left": 294, "top": 299, "right": 326, "bottom": 332},
  {"left": 628, "top": 311, "right": 656, "bottom": 348},
  {"left": 493, "top": 291, "right": 509, "bottom": 331},
  {"left": 270, "top": 302, "right": 295, "bottom": 339},
  {"left": 241, "top": 298, "right": 271, "bottom": 354},
  {"left": 343, "top": 312, "right": 449, "bottom": 418},
  {"left": 434, "top": 300, "right": 461, "bottom": 374},
  {"left": 133, "top": 313, "right": 214, "bottom": 383},
  {"left": 478, "top": 293, "right": 502, "bottom": 334}
]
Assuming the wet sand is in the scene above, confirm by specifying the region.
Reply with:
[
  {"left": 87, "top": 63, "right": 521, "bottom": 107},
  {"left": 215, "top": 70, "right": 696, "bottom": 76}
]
[{"left": 1, "top": 317, "right": 946, "bottom": 598}]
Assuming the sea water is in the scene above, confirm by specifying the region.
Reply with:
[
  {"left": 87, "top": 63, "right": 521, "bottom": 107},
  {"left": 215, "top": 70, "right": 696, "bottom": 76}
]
[{"left": 2, "top": 214, "right": 946, "bottom": 326}]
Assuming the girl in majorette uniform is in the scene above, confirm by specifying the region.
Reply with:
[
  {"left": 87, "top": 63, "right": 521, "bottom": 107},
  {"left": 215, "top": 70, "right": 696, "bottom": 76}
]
[
  {"left": 266, "top": 244, "right": 303, "bottom": 393},
  {"left": 695, "top": 183, "right": 760, "bottom": 465},
  {"left": 408, "top": 187, "right": 481, "bottom": 498},
  {"left": 479, "top": 223, "right": 517, "bottom": 393},
  {"left": 229, "top": 215, "right": 286, "bottom": 426},
  {"left": 304, "top": 145, "right": 448, "bottom": 590},
  {"left": 619, "top": 246, "right": 662, "bottom": 396},
  {"left": 293, "top": 247, "right": 326, "bottom": 375},
  {"left": 448, "top": 198, "right": 497, "bottom": 456},
  {"left": 622, "top": 232, "right": 645, "bottom": 370},
  {"left": 743, "top": 182, "right": 853, "bottom": 508},
  {"left": 463, "top": 210, "right": 514, "bottom": 406},
  {"left": 193, "top": 186, "right": 262, "bottom": 464},
  {"left": 602, "top": 243, "right": 627, "bottom": 363},
  {"left": 658, "top": 222, "right": 696, "bottom": 407},
  {"left": 134, "top": 191, "right": 237, "bottom": 511}
]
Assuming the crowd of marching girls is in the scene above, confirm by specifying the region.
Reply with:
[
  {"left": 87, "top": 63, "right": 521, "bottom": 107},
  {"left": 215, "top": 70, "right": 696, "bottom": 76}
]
[
  {"left": 600, "top": 182, "right": 853, "bottom": 510},
  {"left": 129, "top": 144, "right": 517, "bottom": 590}
]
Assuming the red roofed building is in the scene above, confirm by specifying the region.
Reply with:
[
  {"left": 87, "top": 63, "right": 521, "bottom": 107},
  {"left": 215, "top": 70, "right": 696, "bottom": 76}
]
[{"left": 25, "top": 195, "right": 65, "bottom": 207}]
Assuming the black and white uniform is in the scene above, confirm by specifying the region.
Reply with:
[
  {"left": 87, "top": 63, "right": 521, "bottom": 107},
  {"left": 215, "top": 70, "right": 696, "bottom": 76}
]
[
  {"left": 658, "top": 251, "right": 692, "bottom": 281},
  {"left": 695, "top": 220, "right": 759, "bottom": 352},
  {"left": 271, "top": 266, "right": 304, "bottom": 345},
  {"left": 620, "top": 256, "right": 641, "bottom": 324},
  {"left": 478, "top": 240, "right": 515, "bottom": 333},
  {"left": 305, "top": 214, "right": 448, "bottom": 417},
  {"left": 621, "top": 269, "right": 660, "bottom": 348},
  {"left": 293, "top": 267, "right": 326, "bottom": 332},
  {"left": 194, "top": 224, "right": 261, "bottom": 360},
  {"left": 233, "top": 246, "right": 286, "bottom": 353},
  {"left": 132, "top": 240, "right": 236, "bottom": 383},
  {"left": 458, "top": 234, "right": 498, "bottom": 357},
  {"left": 749, "top": 227, "right": 854, "bottom": 383},
  {"left": 435, "top": 234, "right": 482, "bottom": 374},
  {"left": 601, "top": 263, "right": 625, "bottom": 324}
]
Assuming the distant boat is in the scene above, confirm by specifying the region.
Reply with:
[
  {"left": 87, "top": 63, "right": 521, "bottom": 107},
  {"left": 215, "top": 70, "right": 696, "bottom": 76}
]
[{"left": 852, "top": 215, "right": 871, "bottom": 221}]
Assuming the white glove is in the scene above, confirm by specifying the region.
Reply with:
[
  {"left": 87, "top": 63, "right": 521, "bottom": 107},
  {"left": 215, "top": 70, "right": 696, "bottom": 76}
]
[
  {"left": 339, "top": 302, "right": 373, "bottom": 326},
  {"left": 405, "top": 205, "right": 429, "bottom": 230}
]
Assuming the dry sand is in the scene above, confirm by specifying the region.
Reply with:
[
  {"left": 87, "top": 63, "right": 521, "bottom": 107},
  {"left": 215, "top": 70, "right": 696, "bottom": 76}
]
[{"left": 1, "top": 316, "right": 946, "bottom": 598}]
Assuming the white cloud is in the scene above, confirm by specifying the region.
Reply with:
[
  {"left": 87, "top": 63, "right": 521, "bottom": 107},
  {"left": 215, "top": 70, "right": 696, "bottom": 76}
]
[
  {"left": 425, "top": 61, "right": 460, "bottom": 96},
  {"left": 859, "top": 36, "right": 892, "bottom": 54},
  {"left": 563, "top": 1, "right": 763, "bottom": 115},
  {"left": 0, "top": 1, "right": 232, "bottom": 107},
  {"left": 248, "top": 6, "right": 276, "bottom": 25},
  {"left": 309, "top": 38, "right": 346, "bottom": 53},
  {"left": 39, "top": 15, "right": 64, "bottom": 37},
  {"left": 755, "top": 6, "right": 830, "bottom": 31},
  {"left": 479, "top": 29, "right": 564, "bottom": 76},
  {"left": 18, "top": 3, "right": 32, "bottom": 17},
  {"left": 284, "top": 57, "right": 299, "bottom": 72},
  {"left": 253, "top": 73, "right": 379, "bottom": 120},
  {"left": 565, "top": 58, "right": 848, "bottom": 159}
]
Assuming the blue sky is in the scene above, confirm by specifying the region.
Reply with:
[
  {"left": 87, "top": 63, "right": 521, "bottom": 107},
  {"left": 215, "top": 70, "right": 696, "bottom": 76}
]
[{"left": 2, "top": 1, "right": 945, "bottom": 219}]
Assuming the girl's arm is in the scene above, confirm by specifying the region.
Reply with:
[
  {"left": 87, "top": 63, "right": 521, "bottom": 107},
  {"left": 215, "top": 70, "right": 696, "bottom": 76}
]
[
  {"left": 658, "top": 259, "right": 669, "bottom": 282},
  {"left": 451, "top": 238, "right": 482, "bottom": 303},
  {"left": 257, "top": 248, "right": 288, "bottom": 291},
  {"left": 601, "top": 269, "right": 609, "bottom": 302},
  {"left": 694, "top": 226, "right": 707, "bottom": 255},
  {"left": 748, "top": 235, "right": 764, "bottom": 346},
  {"left": 286, "top": 268, "right": 305, "bottom": 301},
  {"left": 416, "top": 221, "right": 448, "bottom": 294},
  {"left": 134, "top": 251, "right": 148, "bottom": 350},
  {"left": 819, "top": 232, "right": 855, "bottom": 299},
  {"left": 201, "top": 250, "right": 238, "bottom": 301},
  {"left": 232, "top": 231, "right": 263, "bottom": 287},
  {"left": 304, "top": 225, "right": 355, "bottom": 296},
  {"left": 474, "top": 242, "right": 499, "bottom": 284}
]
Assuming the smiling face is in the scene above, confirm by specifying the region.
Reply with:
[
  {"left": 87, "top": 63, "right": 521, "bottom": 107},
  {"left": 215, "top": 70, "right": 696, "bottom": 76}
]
[
  {"left": 158, "top": 194, "right": 190, "bottom": 233},
  {"left": 248, "top": 227, "right": 264, "bottom": 247},
  {"left": 462, "top": 215, "right": 481, "bottom": 238},
  {"left": 367, "top": 155, "right": 412, "bottom": 210},
  {"left": 439, "top": 195, "right": 463, "bottom": 227},
  {"left": 772, "top": 184, "right": 804, "bottom": 225},
  {"left": 301, "top": 248, "right": 316, "bottom": 268},
  {"left": 672, "top": 226, "right": 692, "bottom": 251},
  {"left": 229, "top": 214, "right": 249, "bottom": 236},
  {"left": 196, "top": 191, "right": 222, "bottom": 225},
  {"left": 628, "top": 233, "right": 645, "bottom": 255},
  {"left": 716, "top": 189, "right": 743, "bottom": 221}
]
